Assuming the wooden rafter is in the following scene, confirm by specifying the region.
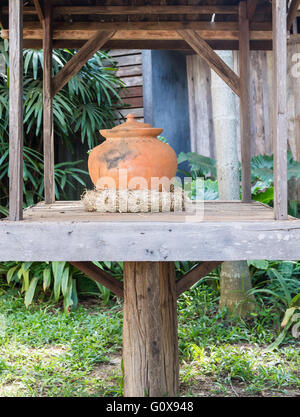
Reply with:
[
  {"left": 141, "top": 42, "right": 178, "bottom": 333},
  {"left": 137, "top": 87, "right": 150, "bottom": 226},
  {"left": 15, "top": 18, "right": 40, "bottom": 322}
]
[
  {"left": 178, "top": 29, "right": 240, "bottom": 96},
  {"left": 287, "top": 0, "right": 300, "bottom": 30},
  {"left": 52, "top": 31, "right": 115, "bottom": 96},
  {"left": 176, "top": 262, "right": 222, "bottom": 297},
  {"left": 3, "top": 5, "right": 239, "bottom": 16},
  {"left": 70, "top": 262, "right": 124, "bottom": 298},
  {"left": 52, "top": 5, "right": 238, "bottom": 16}
]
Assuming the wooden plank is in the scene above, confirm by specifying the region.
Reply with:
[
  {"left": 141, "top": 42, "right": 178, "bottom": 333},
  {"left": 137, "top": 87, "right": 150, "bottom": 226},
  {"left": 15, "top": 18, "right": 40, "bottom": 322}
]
[
  {"left": 273, "top": 0, "right": 288, "bottom": 220},
  {"left": 119, "top": 96, "right": 143, "bottom": 108},
  {"left": 119, "top": 75, "right": 143, "bottom": 87},
  {"left": 33, "top": 0, "right": 44, "bottom": 26},
  {"left": 53, "top": 5, "right": 238, "bottom": 16},
  {"left": 117, "top": 65, "right": 142, "bottom": 78},
  {"left": 1, "top": 219, "right": 300, "bottom": 261},
  {"left": 247, "top": 0, "right": 259, "bottom": 21},
  {"left": 112, "top": 53, "right": 142, "bottom": 66},
  {"left": 123, "top": 262, "right": 178, "bottom": 397},
  {"left": 70, "top": 262, "right": 123, "bottom": 298},
  {"left": 43, "top": 2, "right": 55, "bottom": 204},
  {"left": 178, "top": 29, "right": 240, "bottom": 96},
  {"left": 287, "top": 0, "right": 300, "bottom": 30},
  {"left": 120, "top": 86, "right": 143, "bottom": 98},
  {"left": 239, "top": 2, "right": 252, "bottom": 202},
  {"left": 52, "top": 31, "right": 115, "bottom": 96},
  {"left": 1, "top": 28, "right": 273, "bottom": 42},
  {"left": 9, "top": 0, "right": 23, "bottom": 221},
  {"left": 176, "top": 262, "right": 222, "bottom": 297}
]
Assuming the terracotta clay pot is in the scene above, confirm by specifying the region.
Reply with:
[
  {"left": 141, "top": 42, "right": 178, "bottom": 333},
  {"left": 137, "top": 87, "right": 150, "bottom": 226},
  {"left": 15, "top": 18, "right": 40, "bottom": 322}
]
[{"left": 88, "top": 114, "right": 178, "bottom": 190}]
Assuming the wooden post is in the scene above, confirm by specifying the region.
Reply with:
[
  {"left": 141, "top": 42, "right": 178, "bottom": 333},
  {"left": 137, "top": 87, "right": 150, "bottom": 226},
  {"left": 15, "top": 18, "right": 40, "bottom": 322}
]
[
  {"left": 9, "top": 0, "right": 23, "bottom": 221},
  {"left": 123, "top": 262, "right": 179, "bottom": 397},
  {"left": 239, "top": 1, "right": 252, "bottom": 203},
  {"left": 43, "top": 2, "right": 55, "bottom": 204},
  {"left": 273, "top": 0, "right": 288, "bottom": 220}
]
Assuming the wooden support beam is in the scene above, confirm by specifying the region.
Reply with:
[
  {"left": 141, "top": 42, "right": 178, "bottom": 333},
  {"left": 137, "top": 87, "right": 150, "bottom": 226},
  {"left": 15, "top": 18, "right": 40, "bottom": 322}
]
[
  {"left": 287, "top": 0, "right": 300, "bottom": 30},
  {"left": 43, "top": 2, "right": 54, "bottom": 204},
  {"left": 273, "top": 0, "right": 288, "bottom": 220},
  {"left": 178, "top": 29, "right": 240, "bottom": 96},
  {"left": 123, "top": 262, "right": 179, "bottom": 397},
  {"left": 70, "top": 262, "right": 124, "bottom": 298},
  {"left": 52, "top": 30, "right": 115, "bottom": 96},
  {"left": 33, "top": 0, "right": 44, "bottom": 27},
  {"left": 52, "top": 5, "right": 238, "bottom": 16},
  {"left": 247, "top": 0, "right": 259, "bottom": 21},
  {"left": 176, "top": 262, "right": 222, "bottom": 297},
  {"left": 9, "top": 0, "right": 23, "bottom": 221},
  {"left": 239, "top": 1, "right": 252, "bottom": 203}
]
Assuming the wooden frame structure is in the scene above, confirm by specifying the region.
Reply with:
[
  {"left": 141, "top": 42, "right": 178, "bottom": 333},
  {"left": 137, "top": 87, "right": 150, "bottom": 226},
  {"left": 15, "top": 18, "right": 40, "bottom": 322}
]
[{"left": 0, "top": 0, "right": 299, "bottom": 397}]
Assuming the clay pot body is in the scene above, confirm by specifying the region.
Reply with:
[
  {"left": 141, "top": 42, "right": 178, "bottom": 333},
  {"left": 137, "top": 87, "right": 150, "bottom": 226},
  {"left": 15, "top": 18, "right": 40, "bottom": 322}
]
[{"left": 88, "top": 114, "right": 178, "bottom": 190}]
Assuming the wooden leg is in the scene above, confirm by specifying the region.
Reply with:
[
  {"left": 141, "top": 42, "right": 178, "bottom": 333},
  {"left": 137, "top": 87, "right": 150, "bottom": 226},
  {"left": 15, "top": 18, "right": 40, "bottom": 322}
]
[
  {"left": 9, "top": 0, "right": 23, "bottom": 221},
  {"left": 123, "top": 262, "right": 179, "bottom": 397}
]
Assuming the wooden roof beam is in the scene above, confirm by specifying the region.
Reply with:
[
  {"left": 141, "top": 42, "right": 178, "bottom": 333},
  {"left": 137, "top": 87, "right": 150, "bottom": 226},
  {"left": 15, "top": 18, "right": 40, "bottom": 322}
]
[
  {"left": 287, "top": 0, "right": 300, "bottom": 30},
  {"left": 52, "top": 30, "right": 115, "bottom": 96},
  {"left": 52, "top": 5, "right": 238, "bottom": 16},
  {"left": 178, "top": 29, "right": 241, "bottom": 96}
]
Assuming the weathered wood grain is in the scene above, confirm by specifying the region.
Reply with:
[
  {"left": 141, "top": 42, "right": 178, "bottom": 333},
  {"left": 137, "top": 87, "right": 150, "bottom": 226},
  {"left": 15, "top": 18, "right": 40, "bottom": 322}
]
[
  {"left": 1, "top": 217, "right": 300, "bottom": 261},
  {"left": 178, "top": 30, "right": 240, "bottom": 96},
  {"left": 273, "top": 0, "right": 288, "bottom": 220},
  {"left": 176, "top": 262, "right": 222, "bottom": 297},
  {"left": 52, "top": 31, "right": 115, "bottom": 96},
  {"left": 70, "top": 262, "right": 123, "bottom": 298},
  {"left": 9, "top": 0, "right": 23, "bottom": 221},
  {"left": 239, "top": 1, "right": 252, "bottom": 202},
  {"left": 43, "top": 2, "right": 55, "bottom": 204},
  {"left": 123, "top": 262, "right": 178, "bottom": 397}
]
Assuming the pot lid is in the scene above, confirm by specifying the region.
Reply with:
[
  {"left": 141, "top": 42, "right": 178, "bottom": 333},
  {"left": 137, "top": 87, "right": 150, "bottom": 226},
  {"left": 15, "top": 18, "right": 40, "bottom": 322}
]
[{"left": 100, "top": 114, "right": 163, "bottom": 138}]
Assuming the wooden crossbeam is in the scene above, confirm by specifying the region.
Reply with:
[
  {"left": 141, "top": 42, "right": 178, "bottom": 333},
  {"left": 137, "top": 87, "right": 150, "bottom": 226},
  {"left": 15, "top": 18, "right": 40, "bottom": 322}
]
[
  {"left": 70, "top": 262, "right": 124, "bottom": 298},
  {"left": 176, "top": 262, "right": 222, "bottom": 297},
  {"left": 8, "top": 20, "right": 272, "bottom": 31},
  {"left": 178, "top": 29, "right": 240, "bottom": 96},
  {"left": 287, "top": 0, "right": 300, "bottom": 30},
  {"left": 52, "top": 5, "right": 238, "bottom": 16},
  {"left": 52, "top": 30, "right": 115, "bottom": 96},
  {"left": 247, "top": 0, "right": 259, "bottom": 21}
]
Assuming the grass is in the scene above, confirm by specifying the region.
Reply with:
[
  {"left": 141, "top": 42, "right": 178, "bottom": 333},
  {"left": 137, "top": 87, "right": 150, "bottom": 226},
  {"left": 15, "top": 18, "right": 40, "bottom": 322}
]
[{"left": 0, "top": 286, "right": 299, "bottom": 397}]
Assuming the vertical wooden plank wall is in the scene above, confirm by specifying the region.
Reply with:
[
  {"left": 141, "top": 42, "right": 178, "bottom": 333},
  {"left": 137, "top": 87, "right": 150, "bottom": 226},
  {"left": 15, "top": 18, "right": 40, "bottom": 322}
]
[
  {"left": 9, "top": 0, "right": 23, "bottom": 221},
  {"left": 43, "top": 2, "right": 55, "bottom": 204}
]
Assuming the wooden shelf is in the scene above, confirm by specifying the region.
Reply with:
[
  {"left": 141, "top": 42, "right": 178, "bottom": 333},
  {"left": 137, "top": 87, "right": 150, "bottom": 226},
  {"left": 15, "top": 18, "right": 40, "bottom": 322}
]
[{"left": 1, "top": 201, "right": 300, "bottom": 261}]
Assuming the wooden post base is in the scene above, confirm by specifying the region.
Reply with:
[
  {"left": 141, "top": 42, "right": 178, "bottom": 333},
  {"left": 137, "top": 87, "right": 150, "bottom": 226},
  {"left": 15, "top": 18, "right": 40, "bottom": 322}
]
[{"left": 123, "top": 262, "right": 179, "bottom": 397}]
